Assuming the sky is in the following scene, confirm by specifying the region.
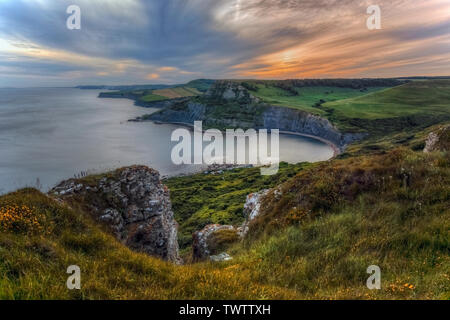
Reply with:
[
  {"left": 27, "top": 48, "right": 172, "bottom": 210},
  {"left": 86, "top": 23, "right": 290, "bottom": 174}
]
[{"left": 0, "top": 0, "right": 449, "bottom": 87}]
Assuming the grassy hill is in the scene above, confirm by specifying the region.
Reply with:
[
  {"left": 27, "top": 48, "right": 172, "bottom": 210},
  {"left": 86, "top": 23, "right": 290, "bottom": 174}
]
[
  {"left": 324, "top": 80, "right": 450, "bottom": 133},
  {"left": 249, "top": 84, "right": 388, "bottom": 115},
  {"left": 137, "top": 86, "right": 202, "bottom": 103},
  {"left": 0, "top": 188, "right": 296, "bottom": 299},
  {"left": 239, "top": 79, "right": 450, "bottom": 135}
]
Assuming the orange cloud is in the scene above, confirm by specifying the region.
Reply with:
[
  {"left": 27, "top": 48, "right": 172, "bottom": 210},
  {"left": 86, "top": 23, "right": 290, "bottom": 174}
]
[{"left": 146, "top": 73, "right": 160, "bottom": 79}]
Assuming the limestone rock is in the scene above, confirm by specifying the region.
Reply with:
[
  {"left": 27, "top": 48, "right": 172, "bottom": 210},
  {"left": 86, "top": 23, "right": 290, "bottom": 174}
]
[
  {"left": 205, "top": 81, "right": 260, "bottom": 104},
  {"left": 192, "top": 224, "right": 236, "bottom": 261},
  {"left": 50, "top": 166, "right": 181, "bottom": 264},
  {"left": 192, "top": 189, "right": 270, "bottom": 261},
  {"left": 424, "top": 125, "right": 450, "bottom": 153},
  {"left": 240, "top": 189, "right": 270, "bottom": 237},
  {"left": 210, "top": 252, "right": 233, "bottom": 262}
]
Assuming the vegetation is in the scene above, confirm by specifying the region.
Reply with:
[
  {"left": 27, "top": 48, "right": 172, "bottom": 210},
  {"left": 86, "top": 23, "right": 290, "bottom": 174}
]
[
  {"left": 243, "top": 79, "right": 450, "bottom": 136},
  {"left": 250, "top": 84, "right": 387, "bottom": 115},
  {"left": 185, "top": 79, "right": 216, "bottom": 92},
  {"left": 1, "top": 78, "right": 449, "bottom": 300},
  {"left": 0, "top": 188, "right": 296, "bottom": 299},
  {"left": 1, "top": 139, "right": 448, "bottom": 299},
  {"left": 324, "top": 80, "right": 450, "bottom": 133},
  {"left": 139, "top": 93, "right": 169, "bottom": 102},
  {"left": 164, "top": 162, "right": 310, "bottom": 253},
  {"left": 99, "top": 79, "right": 212, "bottom": 103}
]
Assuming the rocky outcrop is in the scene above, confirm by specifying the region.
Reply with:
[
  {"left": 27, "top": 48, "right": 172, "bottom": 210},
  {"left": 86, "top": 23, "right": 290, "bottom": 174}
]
[
  {"left": 205, "top": 80, "right": 260, "bottom": 104},
  {"left": 240, "top": 189, "right": 270, "bottom": 237},
  {"left": 50, "top": 166, "right": 181, "bottom": 264},
  {"left": 146, "top": 100, "right": 206, "bottom": 124},
  {"left": 192, "top": 189, "right": 270, "bottom": 261},
  {"left": 192, "top": 224, "right": 236, "bottom": 261},
  {"left": 424, "top": 125, "right": 450, "bottom": 153}
]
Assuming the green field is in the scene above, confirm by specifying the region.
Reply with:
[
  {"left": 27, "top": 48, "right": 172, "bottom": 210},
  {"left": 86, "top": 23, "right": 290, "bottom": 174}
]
[
  {"left": 242, "top": 80, "right": 450, "bottom": 134},
  {"left": 325, "top": 80, "right": 450, "bottom": 119},
  {"left": 249, "top": 84, "right": 387, "bottom": 115},
  {"left": 140, "top": 86, "right": 201, "bottom": 102},
  {"left": 140, "top": 93, "right": 169, "bottom": 102}
]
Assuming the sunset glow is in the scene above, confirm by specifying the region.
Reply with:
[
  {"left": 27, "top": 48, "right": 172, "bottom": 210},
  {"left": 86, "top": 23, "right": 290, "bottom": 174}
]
[{"left": 0, "top": 0, "right": 448, "bottom": 86}]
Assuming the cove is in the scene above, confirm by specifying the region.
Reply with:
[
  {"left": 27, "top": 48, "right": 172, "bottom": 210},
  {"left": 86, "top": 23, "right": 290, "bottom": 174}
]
[{"left": 0, "top": 87, "right": 334, "bottom": 195}]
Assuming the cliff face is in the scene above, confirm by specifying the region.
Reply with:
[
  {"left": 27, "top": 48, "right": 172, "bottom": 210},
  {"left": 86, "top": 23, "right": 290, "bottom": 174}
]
[
  {"left": 50, "top": 166, "right": 181, "bottom": 264},
  {"left": 261, "top": 106, "right": 364, "bottom": 150},
  {"left": 145, "top": 82, "right": 363, "bottom": 150}
]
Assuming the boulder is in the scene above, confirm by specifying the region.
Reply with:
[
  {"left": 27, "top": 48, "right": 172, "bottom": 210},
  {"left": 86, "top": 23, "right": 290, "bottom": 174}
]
[
  {"left": 50, "top": 166, "right": 181, "bottom": 264},
  {"left": 210, "top": 252, "right": 233, "bottom": 262}
]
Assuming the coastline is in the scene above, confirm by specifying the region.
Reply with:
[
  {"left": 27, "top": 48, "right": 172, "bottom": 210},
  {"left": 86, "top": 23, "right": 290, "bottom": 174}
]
[
  {"left": 132, "top": 119, "right": 341, "bottom": 159},
  {"left": 100, "top": 90, "right": 343, "bottom": 158}
]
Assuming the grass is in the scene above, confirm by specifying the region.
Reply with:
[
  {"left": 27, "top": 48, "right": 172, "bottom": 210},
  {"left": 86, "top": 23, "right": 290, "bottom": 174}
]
[
  {"left": 153, "top": 87, "right": 201, "bottom": 99},
  {"left": 250, "top": 84, "right": 387, "bottom": 115},
  {"left": 139, "top": 86, "right": 201, "bottom": 103},
  {"left": 243, "top": 80, "right": 450, "bottom": 135},
  {"left": 1, "top": 143, "right": 448, "bottom": 299},
  {"left": 0, "top": 188, "right": 297, "bottom": 300},
  {"left": 239, "top": 147, "right": 450, "bottom": 300},
  {"left": 1, "top": 79, "right": 449, "bottom": 300},
  {"left": 325, "top": 80, "right": 450, "bottom": 120},
  {"left": 323, "top": 80, "right": 450, "bottom": 133},
  {"left": 140, "top": 93, "right": 169, "bottom": 102}
]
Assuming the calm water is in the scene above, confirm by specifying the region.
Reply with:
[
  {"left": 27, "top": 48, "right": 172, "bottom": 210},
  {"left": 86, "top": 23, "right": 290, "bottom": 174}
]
[{"left": 0, "top": 88, "right": 333, "bottom": 194}]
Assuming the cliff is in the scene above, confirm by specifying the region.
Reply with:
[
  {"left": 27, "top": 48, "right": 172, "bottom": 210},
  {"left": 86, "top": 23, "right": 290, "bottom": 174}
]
[{"left": 144, "top": 81, "right": 363, "bottom": 151}]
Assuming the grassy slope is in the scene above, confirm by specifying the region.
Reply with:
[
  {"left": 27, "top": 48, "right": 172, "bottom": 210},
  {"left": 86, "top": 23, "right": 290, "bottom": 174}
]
[
  {"left": 1, "top": 143, "right": 448, "bottom": 299},
  {"left": 244, "top": 146, "right": 449, "bottom": 300},
  {"left": 250, "top": 84, "right": 387, "bottom": 115},
  {"left": 324, "top": 80, "right": 450, "bottom": 132},
  {"left": 140, "top": 87, "right": 201, "bottom": 102},
  {"left": 245, "top": 80, "right": 450, "bottom": 135},
  {"left": 0, "top": 189, "right": 295, "bottom": 299},
  {"left": 325, "top": 80, "right": 450, "bottom": 119}
]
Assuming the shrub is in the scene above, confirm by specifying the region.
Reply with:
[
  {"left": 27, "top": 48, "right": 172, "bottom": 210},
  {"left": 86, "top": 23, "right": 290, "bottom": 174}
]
[{"left": 0, "top": 204, "right": 45, "bottom": 234}]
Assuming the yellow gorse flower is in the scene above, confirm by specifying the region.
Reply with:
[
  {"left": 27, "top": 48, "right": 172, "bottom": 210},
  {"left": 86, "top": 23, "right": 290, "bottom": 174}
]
[{"left": 0, "top": 204, "right": 44, "bottom": 234}]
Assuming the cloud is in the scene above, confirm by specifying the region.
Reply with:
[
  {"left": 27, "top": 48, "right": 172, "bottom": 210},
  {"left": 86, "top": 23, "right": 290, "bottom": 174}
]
[
  {"left": 0, "top": 0, "right": 448, "bottom": 86},
  {"left": 146, "top": 73, "right": 160, "bottom": 79}
]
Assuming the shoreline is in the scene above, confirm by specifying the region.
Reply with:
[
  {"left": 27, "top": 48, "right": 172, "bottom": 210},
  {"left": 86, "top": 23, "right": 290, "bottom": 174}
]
[
  {"left": 132, "top": 118, "right": 341, "bottom": 159},
  {"left": 100, "top": 92, "right": 342, "bottom": 158}
]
